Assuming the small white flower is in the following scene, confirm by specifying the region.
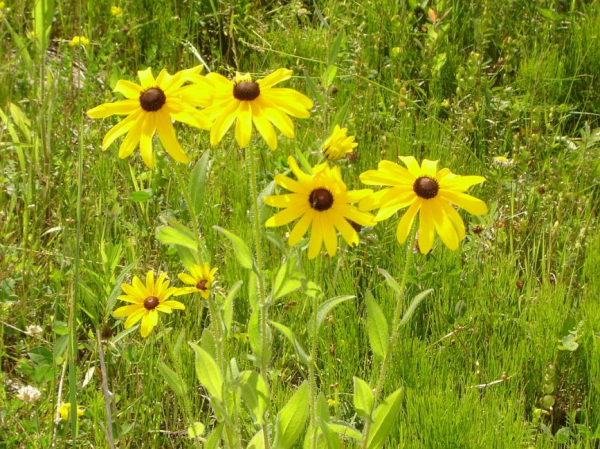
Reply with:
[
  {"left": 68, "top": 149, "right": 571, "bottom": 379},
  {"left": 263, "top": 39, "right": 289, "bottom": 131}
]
[
  {"left": 26, "top": 325, "right": 43, "bottom": 336},
  {"left": 17, "top": 385, "right": 42, "bottom": 403}
]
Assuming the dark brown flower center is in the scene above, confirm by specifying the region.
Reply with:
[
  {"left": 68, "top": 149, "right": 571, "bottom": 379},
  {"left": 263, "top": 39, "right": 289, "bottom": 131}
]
[
  {"left": 196, "top": 280, "right": 208, "bottom": 291},
  {"left": 139, "top": 88, "right": 166, "bottom": 112},
  {"left": 309, "top": 188, "right": 334, "bottom": 211},
  {"left": 143, "top": 296, "right": 160, "bottom": 310},
  {"left": 233, "top": 81, "right": 260, "bottom": 101},
  {"left": 413, "top": 176, "right": 439, "bottom": 199}
]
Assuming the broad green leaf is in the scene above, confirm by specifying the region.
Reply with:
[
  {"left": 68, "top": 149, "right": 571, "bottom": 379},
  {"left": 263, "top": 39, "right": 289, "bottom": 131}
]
[
  {"left": 272, "top": 256, "right": 303, "bottom": 301},
  {"left": 247, "top": 430, "right": 265, "bottom": 449},
  {"left": 248, "top": 271, "right": 259, "bottom": 310},
  {"left": 273, "top": 381, "right": 309, "bottom": 449},
  {"left": 34, "top": 0, "right": 55, "bottom": 52},
  {"left": 238, "top": 370, "right": 270, "bottom": 425},
  {"left": 328, "top": 421, "right": 362, "bottom": 441},
  {"left": 214, "top": 226, "right": 253, "bottom": 270},
  {"left": 378, "top": 268, "right": 402, "bottom": 295},
  {"left": 248, "top": 308, "right": 261, "bottom": 361},
  {"left": 317, "top": 295, "right": 354, "bottom": 331},
  {"left": 106, "top": 262, "right": 135, "bottom": 314},
  {"left": 353, "top": 376, "right": 374, "bottom": 419},
  {"left": 398, "top": 289, "right": 433, "bottom": 329},
  {"left": 322, "top": 65, "right": 338, "bottom": 89},
  {"left": 204, "top": 424, "right": 224, "bottom": 449},
  {"left": 223, "top": 280, "right": 243, "bottom": 335},
  {"left": 189, "top": 150, "right": 211, "bottom": 216},
  {"left": 366, "top": 291, "right": 388, "bottom": 361},
  {"left": 158, "top": 362, "right": 186, "bottom": 397},
  {"left": 187, "top": 422, "right": 205, "bottom": 439},
  {"left": 129, "top": 189, "right": 153, "bottom": 202},
  {"left": 317, "top": 392, "right": 330, "bottom": 422},
  {"left": 366, "top": 387, "right": 405, "bottom": 449},
  {"left": 265, "top": 231, "right": 287, "bottom": 253},
  {"left": 304, "top": 70, "right": 326, "bottom": 107},
  {"left": 200, "top": 328, "right": 217, "bottom": 360},
  {"left": 328, "top": 29, "right": 345, "bottom": 66},
  {"left": 318, "top": 417, "right": 341, "bottom": 449},
  {"left": 156, "top": 225, "right": 198, "bottom": 252},
  {"left": 269, "top": 320, "right": 310, "bottom": 364},
  {"left": 189, "top": 342, "right": 223, "bottom": 401}
]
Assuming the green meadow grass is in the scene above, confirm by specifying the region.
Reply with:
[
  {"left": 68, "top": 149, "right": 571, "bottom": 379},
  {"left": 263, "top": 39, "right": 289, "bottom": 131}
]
[{"left": 1, "top": 0, "right": 600, "bottom": 447}]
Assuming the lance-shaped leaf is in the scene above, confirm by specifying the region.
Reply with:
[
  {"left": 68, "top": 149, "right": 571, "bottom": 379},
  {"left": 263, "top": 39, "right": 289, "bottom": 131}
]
[
  {"left": 189, "top": 342, "right": 223, "bottom": 401},
  {"left": 247, "top": 430, "right": 265, "bottom": 449},
  {"left": 353, "top": 376, "right": 374, "bottom": 419},
  {"left": 214, "top": 226, "right": 253, "bottom": 270},
  {"left": 398, "top": 289, "right": 433, "bottom": 329},
  {"left": 223, "top": 280, "right": 243, "bottom": 335},
  {"left": 272, "top": 256, "right": 303, "bottom": 301},
  {"left": 269, "top": 320, "right": 310, "bottom": 365},
  {"left": 317, "top": 295, "right": 354, "bottom": 331},
  {"left": 238, "top": 370, "right": 270, "bottom": 425},
  {"left": 366, "top": 291, "right": 388, "bottom": 361},
  {"left": 204, "top": 424, "right": 223, "bottom": 449},
  {"left": 273, "top": 381, "right": 309, "bottom": 449},
  {"left": 189, "top": 149, "right": 211, "bottom": 217},
  {"left": 366, "top": 387, "right": 404, "bottom": 449},
  {"left": 158, "top": 362, "right": 186, "bottom": 397}
]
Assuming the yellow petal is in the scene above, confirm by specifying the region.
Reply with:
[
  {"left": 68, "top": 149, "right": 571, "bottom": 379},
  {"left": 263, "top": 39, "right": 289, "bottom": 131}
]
[
  {"left": 161, "top": 300, "right": 186, "bottom": 310},
  {"left": 166, "top": 98, "right": 212, "bottom": 129},
  {"left": 139, "top": 113, "right": 156, "bottom": 169},
  {"left": 210, "top": 100, "right": 240, "bottom": 146},
  {"left": 101, "top": 109, "right": 143, "bottom": 151},
  {"left": 235, "top": 101, "right": 253, "bottom": 148},
  {"left": 156, "top": 304, "right": 173, "bottom": 314},
  {"left": 273, "top": 174, "right": 310, "bottom": 194},
  {"left": 430, "top": 198, "right": 459, "bottom": 250},
  {"left": 396, "top": 199, "right": 421, "bottom": 244},
  {"left": 335, "top": 204, "right": 376, "bottom": 227},
  {"left": 121, "top": 282, "right": 145, "bottom": 300},
  {"left": 174, "top": 82, "right": 214, "bottom": 108},
  {"left": 117, "top": 114, "right": 144, "bottom": 159},
  {"left": 113, "top": 304, "right": 143, "bottom": 318},
  {"left": 440, "top": 175, "right": 486, "bottom": 193},
  {"left": 399, "top": 156, "right": 421, "bottom": 177},
  {"left": 259, "top": 89, "right": 312, "bottom": 118},
  {"left": 287, "top": 156, "right": 314, "bottom": 185},
  {"left": 206, "top": 72, "right": 234, "bottom": 90},
  {"left": 288, "top": 210, "right": 314, "bottom": 246},
  {"left": 321, "top": 213, "right": 338, "bottom": 257},
  {"left": 420, "top": 159, "right": 438, "bottom": 177},
  {"left": 308, "top": 212, "right": 324, "bottom": 259},
  {"left": 418, "top": 200, "right": 435, "bottom": 254},
  {"left": 265, "top": 204, "right": 308, "bottom": 227},
  {"left": 156, "top": 110, "right": 190, "bottom": 163},
  {"left": 113, "top": 80, "right": 143, "bottom": 99},
  {"left": 145, "top": 271, "right": 155, "bottom": 294},
  {"left": 87, "top": 100, "right": 139, "bottom": 118},
  {"left": 178, "top": 273, "right": 197, "bottom": 285},
  {"left": 439, "top": 191, "right": 488, "bottom": 216},
  {"left": 330, "top": 213, "right": 359, "bottom": 247},
  {"left": 252, "top": 103, "right": 278, "bottom": 150},
  {"left": 148, "top": 309, "right": 159, "bottom": 326},
  {"left": 124, "top": 308, "right": 146, "bottom": 329},
  {"left": 378, "top": 160, "right": 415, "bottom": 183},
  {"left": 359, "top": 169, "right": 408, "bottom": 187},
  {"left": 264, "top": 193, "right": 306, "bottom": 208},
  {"left": 138, "top": 67, "right": 155, "bottom": 89},
  {"left": 257, "top": 68, "right": 292, "bottom": 89},
  {"left": 440, "top": 201, "right": 466, "bottom": 242},
  {"left": 257, "top": 98, "right": 295, "bottom": 138},
  {"left": 374, "top": 190, "right": 416, "bottom": 221},
  {"left": 140, "top": 313, "right": 154, "bottom": 337}
]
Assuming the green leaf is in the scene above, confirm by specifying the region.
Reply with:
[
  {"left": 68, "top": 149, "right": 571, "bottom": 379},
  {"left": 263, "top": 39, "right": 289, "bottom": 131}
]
[
  {"left": 187, "top": 422, "right": 205, "bottom": 439},
  {"left": 204, "top": 424, "right": 224, "bottom": 449},
  {"left": 378, "top": 268, "right": 402, "bottom": 295},
  {"left": 156, "top": 225, "right": 198, "bottom": 252},
  {"left": 106, "top": 262, "right": 135, "bottom": 315},
  {"left": 247, "top": 430, "right": 265, "bottom": 449},
  {"left": 332, "top": 99, "right": 351, "bottom": 128},
  {"left": 398, "top": 289, "right": 433, "bottom": 328},
  {"left": 248, "top": 308, "right": 261, "bottom": 361},
  {"left": 223, "top": 280, "right": 243, "bottom": 335},
  {"left": 269, "top": 320, "right": 310, "bottom": 364},
  {"left": 353, "top": 376, "right": 374, "bottom": 419},
  {"left": 304, "top": 69, "right": 326, "bottom": 107},
  {"left": 189, "top": 342, "right": 223, "bottom": 401},
  {"left": 316, "top": 392, "right": 330, "bottom": 422},
  {"left": 322, "top": 65, "right": 338, "bottom": 89},
  {"left": 248, "top": 271, "right": 259, "bottom": 310},
  {"left": 366, "top": 291, "right": 388, "bottom": 361},
  {"left": 273, "top": 381, "right": 310, "bottom": 449},
  {"left": 238, "top": 370, "right": 270, "bottom": 425},
  {"left": 318, "top": 417, "right": 341, "bottom": 449},
  {"left": 258, "top": 181, "right": 276, "bottom": 224},
  {"left": 200, "top": 328, "right": 217, "bottom": 360},
  {"left": 129, "top": 189, "right": 153, "bottom": 202},
  {"left": 213, "top": 226, "right": 253, "bottom": 270},
  {"left": 189, "top": 150, "right": 211, "bottom": 216},
  {"left": 317, "top": 295, "right": 354, "bottom": 331},
  {"left": 328, "top": 421, "right": 362, "bottom": 441},
  {"left": 366, "top": 387, "right": 404, "bottom": 449},
  {"left": 34, "top": 0, "right": 55, "bottom": 52},
  {"left": 328, "top": 29, "right": 345, "bottom": 66},
  {"left": 272, "top": 256, "right": 303, "bottom": 301},
  {"left": 158, "top": 362, "right": 186, "bottom": 397}
]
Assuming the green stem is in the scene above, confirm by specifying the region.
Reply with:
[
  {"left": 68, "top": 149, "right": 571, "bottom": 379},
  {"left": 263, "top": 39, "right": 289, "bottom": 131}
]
[
  {"left": 361, "top": 232, "right": 416, "bottom": 448},
  {"left": 308, "top": 256, "right": 324, "bottom": 448},
  {"left": 246, "top": 142, "right": 271, "bottom": 448}
]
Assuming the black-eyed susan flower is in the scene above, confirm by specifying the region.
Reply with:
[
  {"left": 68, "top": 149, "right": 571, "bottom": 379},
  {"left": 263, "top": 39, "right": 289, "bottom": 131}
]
[
  {"left": 178, "top": 263, "right": 218, "bottom": 299},
  {"left": 322, "top": 125, "right": 358, "bottom": 161},
  {"left": 359, "top": 157, "right": 488, "bottom": 254},
  {"left": 265, "top": 156, "right": 376, "bottom": 259},
  {"left": 87, "top": 66, "right": 212, "bottom": 168},
  {"left": 113, "top": 271, "right": 186, "bottom": 338},
  {"left": 204, "top": 69, "right": 313, "bottom": 150},
  {"left": 59, "top": 403, "right": 85, "bottom": 421}
]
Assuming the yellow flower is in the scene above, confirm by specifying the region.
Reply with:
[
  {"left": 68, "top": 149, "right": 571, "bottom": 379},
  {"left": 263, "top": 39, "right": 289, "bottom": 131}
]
[
  {"left": 59, "top": 403, "right": 85, "bottom": 421},
  {"left": 359, "top": 157, "right": 488, "bottom": 254},
  {"left": 87, "top": 66, "right": 212, "bottom": 168},
  {"left": 265, "top": 156, "right": 376, "bottom": 259},
  {"left": 113, "top": 271, "right": 186, "bottom": 337},
  {"left": 322, "top": 125, "right": 358, "bottom": 160},
  {"left": 178, "top": 263, "right": 218, "bottom": 299},
  {"left": 110, "top": 5, "right": 123, "bottom": 16},
  {"left": 204, "top": 69, "right": 313, "bottom": 150},
  {"left": 493, "top": 156, "right": 514, "bottom": 167},
  {"left": 68, "top": 36, "right": 90, "bottom": 47}
]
